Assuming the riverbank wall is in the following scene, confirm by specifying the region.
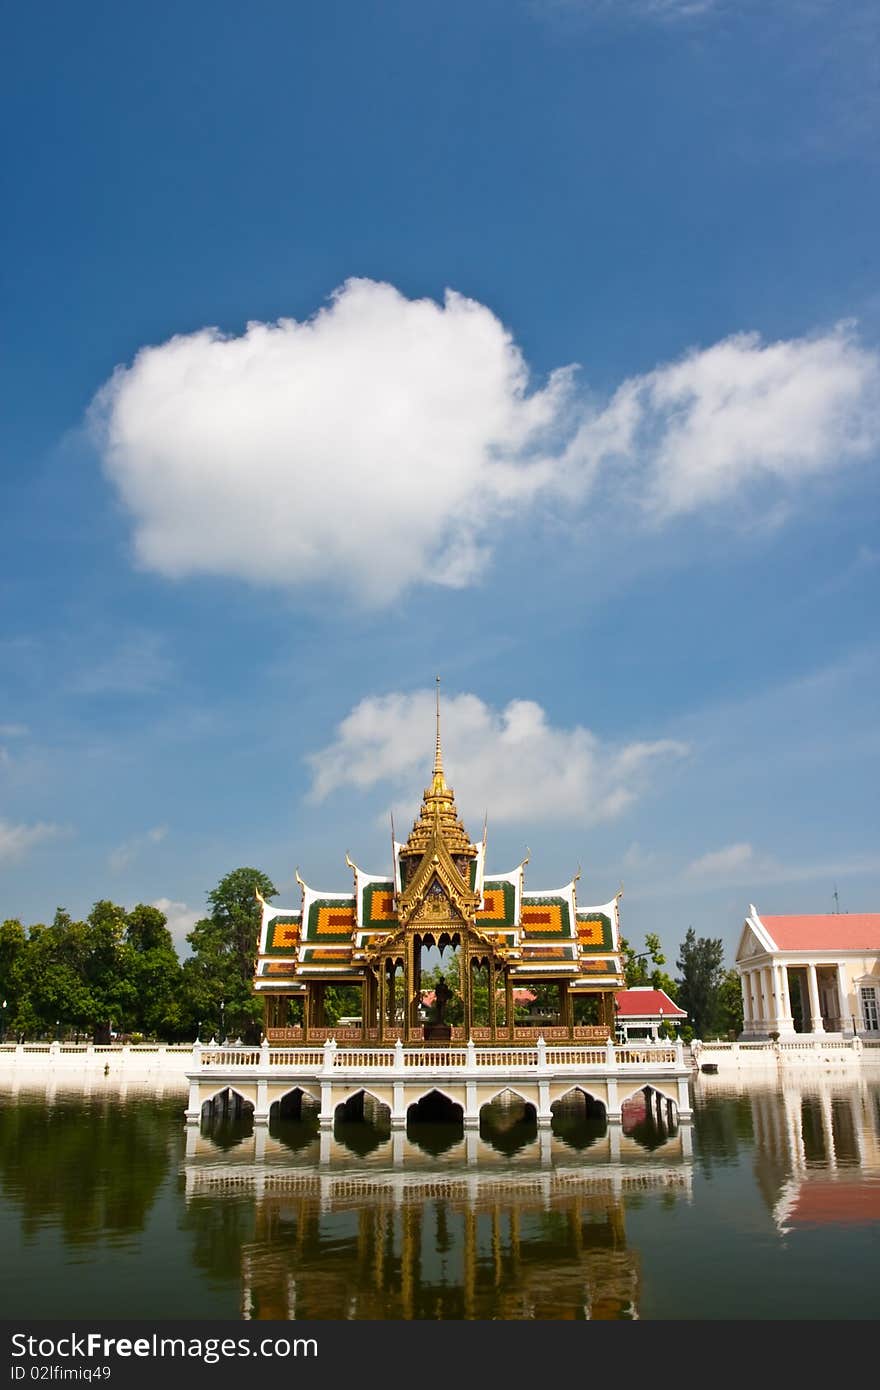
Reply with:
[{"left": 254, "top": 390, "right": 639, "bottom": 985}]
[{"left": 0, "top": 1040, "right": 195, "bottom": 1083}]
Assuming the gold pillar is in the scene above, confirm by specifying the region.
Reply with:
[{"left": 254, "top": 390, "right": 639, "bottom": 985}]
[
  {"left": 303, "top": 984, "right": 311, "bottom": 1043},
  {"left": 387, "top": 959, "right": 397, "bottom": 1028},
  {"left": 404, "top": 936, "right": 413, "bottom": 1043},
  {"left": 505, "top": 971, "right": 514, "bottom": 1042},
  {"left": 489, "top": 957, "right": 498, "bottom": 1041},
  {"left": 461, "top": 937, "right": 471, "bottom": 1037},
  {"left": 378, "top": 962, "right": 386, "bottom": 1043},
  {"left": 562, "top": 980, "right": 574, "bottom": 1038}
]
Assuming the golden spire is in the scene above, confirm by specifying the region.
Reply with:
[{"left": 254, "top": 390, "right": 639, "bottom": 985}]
[
  {"left": 396, "top": 677, "right": 480, "bottom": 925},
  {"left": 399, "top": 677, "right": 475, "bottom": 863},
  {"left": 431, "top": 674, "right": 447, "bottom": 795}
]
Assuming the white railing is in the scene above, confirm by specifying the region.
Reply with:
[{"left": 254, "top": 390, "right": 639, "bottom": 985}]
[{"left": 194, "top": 1041, "right": 686, "bottom": 1074}]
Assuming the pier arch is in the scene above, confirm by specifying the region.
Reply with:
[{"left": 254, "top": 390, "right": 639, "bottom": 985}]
[{"left": 269, "top": 1086, "right": 320, "bottom": 1122}]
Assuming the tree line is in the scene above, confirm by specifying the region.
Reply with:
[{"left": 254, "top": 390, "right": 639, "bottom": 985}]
[
  {"left": 619, "top": 927, "right": 743, "bottom": 1040},
  {"left": 0, "top": 868, "right": 275, "bottom": 1044},
  {"left": 0, "top": 865, "right": 743, "bottom": 1043}
]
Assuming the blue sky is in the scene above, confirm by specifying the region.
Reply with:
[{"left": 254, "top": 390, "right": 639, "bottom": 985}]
[{"left": 2, "top": 0, "right": 878, "bottom": 967}]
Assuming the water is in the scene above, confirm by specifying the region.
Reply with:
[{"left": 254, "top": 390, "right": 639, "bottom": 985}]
[{"left": 0, "top": 1073, "right": 878, "bottom": 1320}]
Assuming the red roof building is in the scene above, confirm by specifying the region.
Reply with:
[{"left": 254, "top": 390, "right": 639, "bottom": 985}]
[{"left": 613, "top": 987, "right": 686, "bottom": 1041}]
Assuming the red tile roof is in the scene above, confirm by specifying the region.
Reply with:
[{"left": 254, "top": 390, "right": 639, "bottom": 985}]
[
  {"left": 614, "top": 988, "right": 687, "bottom": 1018},
  {"left": 760, "top": 914, "right": 880, "bottom": 951}
]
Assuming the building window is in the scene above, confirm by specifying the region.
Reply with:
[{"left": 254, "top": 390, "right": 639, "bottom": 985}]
[{"left": 860, "top": 986, "right": 879, "bottom": 1032}]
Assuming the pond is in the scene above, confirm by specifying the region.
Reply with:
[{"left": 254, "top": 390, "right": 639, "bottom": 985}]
[{"left": 0, "top": 1071, "right": 878, "bottom": 1320}]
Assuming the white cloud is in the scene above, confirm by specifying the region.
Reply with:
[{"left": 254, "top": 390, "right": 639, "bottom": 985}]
[
  {"left": 307, "top": 688, "right": 688, "bottom": 827},
  {"left": 0, "top": 819, "right": 64, "bottom": 864},
  {"left": 152, "top": 897, "right": 201, "bottom": 950},
  {"left": 109, "top": 825, "right": 168, "bottom": 873},
  {"left": 685, "top": 842, "right": 755, "bottom": 878},
  {"left": 94, "top": 279, "right": 572, "bottom": 605},
  {"left": 565, "top": 324, "right": 880, "bottom": 518},
  {"left": 0, "top": 724, "right": 28, "bottom": 738},
  {"left": 92, "top": 280, "right": 880, "bottom": 605}
]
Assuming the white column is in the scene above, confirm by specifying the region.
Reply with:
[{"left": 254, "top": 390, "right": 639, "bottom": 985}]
[
  {"left": 254, "top": 1077, "right": 269, "bottom": 1125},
  {"left": 750, "top": 971, "right": 763, "bottom": 1029},
  {"left": 807, "top": 964, "right": 825, "bottom": 1034},
  {"left": 776, "top": 963, "right": 795, "bottom": 1033},
  {"left": 185, "top": 1077, "right": 202, "bottom": 1125},
  {"left": 536, "top": 1079, "right": 552, "bottom": 1128},
  {"left": 605, "top": 1076, "right": 620, "bottom": 1125},
  {"left": 836, "top": 965, "right": 850, "bottom": 1034},
  {"left": 740, "top": 971, "right": 753, "bottom": 1031},
  {"left": 319, "top": 1079, "right": 335, "bottom": 1129},
  {"left": 762, "top": 967, "right": 775, "bottom": 1030},
  {"left": 391, "top": 1080, "right": 406, "bottom": 1130},
  {"left": 464, "top": 1079, "right": 479, "bottom": 1130}
]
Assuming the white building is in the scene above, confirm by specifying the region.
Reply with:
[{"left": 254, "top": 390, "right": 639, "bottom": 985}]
[{"left": 735, "top": 907, "right": 880, "bottom": 1040}]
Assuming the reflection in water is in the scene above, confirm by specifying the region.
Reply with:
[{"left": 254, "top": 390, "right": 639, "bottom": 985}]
[
  {"left": 746, "top": 1075, "right": 880, "bottom": 1234},
  {"left": 3, "top": 1074, "right": 880, "bottom": 1320},
  {"left": 550, "top": 1089, "right": 607, "bottom": 1154},
  {"left": 479, "top": 1093, "right": 538, "bottom": 1157},
  {"left": 184, "top": 1155, "right": 679, "bottom": 1319},
  {"left": 620, "top": 1088, "right": 680, "bottom": 1154},
  {"left": 0, "top": 1091, "right": 173, "bottom": 1245}
]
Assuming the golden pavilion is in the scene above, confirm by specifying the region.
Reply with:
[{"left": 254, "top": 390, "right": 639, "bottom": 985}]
[{"left": 254, "top": 685, "right": 625, "bottom": 1045}]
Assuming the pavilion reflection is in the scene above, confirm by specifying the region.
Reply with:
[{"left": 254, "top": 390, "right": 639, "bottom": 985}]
[{"left": 183, "top": 1134, "right": 693, "bottom": 1320}]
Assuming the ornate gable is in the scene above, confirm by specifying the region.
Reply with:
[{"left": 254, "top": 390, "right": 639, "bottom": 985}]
[{"left": 397, "top": 681, "right": 480, "bottom": 929}]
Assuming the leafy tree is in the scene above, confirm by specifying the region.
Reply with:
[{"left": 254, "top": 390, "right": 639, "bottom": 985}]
[
  {"left": 84, "top": 900, "right": 135, "bottom": 1042},
  {"left": 323, "top": 985, "right": 363, "bottom": 1024},
  {"left": 676, "top": 927, "right": 725, "bottom": 1039},
  {"left": 16, "top": 911, "right": 95, "bottom": 1038},
  {"left": 0, "top": 919, "right": 27, "bottom": 1038},
  {"left": 124, "top": 904, "right": 184, "bottom": 1039},
  {"left": 620, "top": 931, "right": 679, "bottom": 1002},
  {"left": 183, "top": 867, "right": 277, "bottom": 1041},
  {"left": 715, "top": 968, "right": 745, "bottom": 1039}
]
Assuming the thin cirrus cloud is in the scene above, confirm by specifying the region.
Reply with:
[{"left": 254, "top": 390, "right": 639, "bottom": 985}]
[
  {"left": 682, "top": 841, "right": 880, "bottom": 890},
  {"left": 108, "top": 825, "right": 168, "bottom": 874},
  {"left": 541, "top": 1, "right": 721, "bottom": 20},
  {"left": 307, "top": 688, "right": 688, "bottom": 827},
  {"left": 0, "top": 819, "right": 65, "bottom": 865},
  {"left": 91, "top": 278, "right": 880, "bottom": 606},
  {"left": 685, "top": 842, "right": 756, "bottom": 879}
]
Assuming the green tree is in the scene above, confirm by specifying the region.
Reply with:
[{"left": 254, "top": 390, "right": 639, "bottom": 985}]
[
  {"left": 676, "top": 927, "right": 725, "bottom": 1039},
  {"left": 0, "top": 919, "right": 27, "bottom": 1039},
  {"left": 620, "top": 932, "right": 678, "bottom": 999},
  {"left": 323, "top": 985, "right": 363, "bottom": 1025},
  {"left": 183, "top": 867, "right": 277, "bottom": 1042},
  {"left": 715, "top": 968, "right": 745, "bottom": 1039},
  {"left": 17, "top": 911, "right": 95, "bottom": 1038},
  {"left": 84, "top": 900, "right": 135, "bottom": 1042},
  {"left": 124, "top": 904, "right": 184, "bottom": 1039}
]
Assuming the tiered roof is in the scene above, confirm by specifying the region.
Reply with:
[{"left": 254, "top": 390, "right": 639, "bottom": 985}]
[{"left": 254, "top": 686, "right": 624, "bottom": 993}]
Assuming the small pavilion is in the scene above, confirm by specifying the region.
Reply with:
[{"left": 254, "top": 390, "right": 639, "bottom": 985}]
[
  {"left": 254, "top": 685, "right": 625, "bottom": 1045},
  {"left": 613, "top": 988, "right": 686, "bottom": 1043}
]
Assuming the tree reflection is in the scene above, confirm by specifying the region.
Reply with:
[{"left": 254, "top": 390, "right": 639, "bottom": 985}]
[{"left": 0, "top": 1094, "right": 171, "bottom": 1245}]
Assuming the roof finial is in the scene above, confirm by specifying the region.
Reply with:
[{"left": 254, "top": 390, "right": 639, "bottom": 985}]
[{"left": 433, "top": 674, "right": 444, "bottom": 778}]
